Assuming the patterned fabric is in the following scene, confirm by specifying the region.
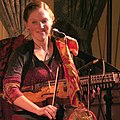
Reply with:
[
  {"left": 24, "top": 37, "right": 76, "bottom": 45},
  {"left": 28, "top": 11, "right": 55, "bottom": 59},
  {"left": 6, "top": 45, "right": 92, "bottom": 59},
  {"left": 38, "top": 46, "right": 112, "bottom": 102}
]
[
  {"left": 0, "top": 35, "right": 27, "bottom": 118},
  {"left": 56, "top": 37, "right": 97, "bottom": 120},
  {"left": 56, "top": 36, "right": 82, "bottom": 107},
  {"left": 0, "top": 35, "right": 26, "bottom": 92},
  {"left": 67, "top": 103, "right": 96, "bottom": 120}
]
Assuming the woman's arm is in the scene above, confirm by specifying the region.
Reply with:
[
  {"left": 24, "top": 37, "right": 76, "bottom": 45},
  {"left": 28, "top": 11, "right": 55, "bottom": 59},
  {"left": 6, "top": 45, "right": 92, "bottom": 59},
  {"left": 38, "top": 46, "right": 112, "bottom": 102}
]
[
  {"left": 14, "top": 95, "right": 57, "bottom": 119},
  {"left": 3, "top": 45, "right": 57, "bottom": 119}
]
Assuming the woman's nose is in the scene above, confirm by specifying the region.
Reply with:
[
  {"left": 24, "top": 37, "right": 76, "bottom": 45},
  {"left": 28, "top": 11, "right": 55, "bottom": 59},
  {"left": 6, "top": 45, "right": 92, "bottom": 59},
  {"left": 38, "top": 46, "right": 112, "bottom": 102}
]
[{"left": 39, "top": 22, "right": 44, "bottom": 28}]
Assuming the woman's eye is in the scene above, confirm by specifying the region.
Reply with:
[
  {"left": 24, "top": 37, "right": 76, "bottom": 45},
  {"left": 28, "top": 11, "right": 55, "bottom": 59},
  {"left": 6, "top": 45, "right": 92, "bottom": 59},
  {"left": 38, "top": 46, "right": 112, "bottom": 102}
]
[
  {"left": 32, "top": 21, "right": 38, "bottom": 24},
  {"left": 42, "top": 19, "right": 48, "bottom": 23}
]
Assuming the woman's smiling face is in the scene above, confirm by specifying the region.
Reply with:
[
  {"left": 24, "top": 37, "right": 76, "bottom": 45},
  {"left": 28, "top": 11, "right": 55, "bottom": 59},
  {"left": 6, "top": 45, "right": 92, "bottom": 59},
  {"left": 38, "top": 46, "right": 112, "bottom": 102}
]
[{"left": 25, "top": 8, "right": 53, "bottom": 42}]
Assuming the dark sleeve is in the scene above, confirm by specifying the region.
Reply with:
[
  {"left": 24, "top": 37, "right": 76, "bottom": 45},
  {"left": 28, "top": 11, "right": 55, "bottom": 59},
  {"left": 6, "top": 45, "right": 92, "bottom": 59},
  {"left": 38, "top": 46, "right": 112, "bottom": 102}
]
[{"left": 3, "top": 41, "right": 33, "bottom": 103}]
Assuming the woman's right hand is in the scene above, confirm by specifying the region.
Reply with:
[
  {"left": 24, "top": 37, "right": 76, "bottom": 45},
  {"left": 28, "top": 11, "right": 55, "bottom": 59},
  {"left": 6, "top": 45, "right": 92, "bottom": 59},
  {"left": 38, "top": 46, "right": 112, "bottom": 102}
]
[
  {"left": 14, "top": 96, "right": 57, "bottom": 119},
  {"left": 36, "top": 105, "right": 57, "bottom": 119}
]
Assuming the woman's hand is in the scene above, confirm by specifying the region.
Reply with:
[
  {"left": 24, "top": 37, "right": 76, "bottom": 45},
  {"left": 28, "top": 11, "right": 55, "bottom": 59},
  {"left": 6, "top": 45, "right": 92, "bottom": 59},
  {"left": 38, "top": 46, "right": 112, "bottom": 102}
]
[
  {"left": 14, "top": 96, "right": 57, "bottom": 119},
  {"left": 36, "top": 105, "right": 57, "bottom": 119}
]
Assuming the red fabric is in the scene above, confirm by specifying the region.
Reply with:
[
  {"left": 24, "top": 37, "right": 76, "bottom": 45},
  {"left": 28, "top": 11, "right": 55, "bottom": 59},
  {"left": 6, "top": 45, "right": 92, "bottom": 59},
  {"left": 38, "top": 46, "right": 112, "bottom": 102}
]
[
  {"left": 0, "top": 35, "right": 26, "bottom": 119},
  {"left": 12, "top": 115, "right": 28, "bottom": 120},
  {"left": 0, "top": 34, "right": 26, "bottom": 92},
  {"left": 56, "top": 36, "right": 82, "bottom": 107}
]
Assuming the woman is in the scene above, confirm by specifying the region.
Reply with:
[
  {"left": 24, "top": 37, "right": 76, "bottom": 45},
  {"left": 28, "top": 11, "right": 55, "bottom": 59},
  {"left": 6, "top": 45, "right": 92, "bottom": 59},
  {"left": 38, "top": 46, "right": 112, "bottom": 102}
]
[
  {"left": 3, "top": 0, "right": 96, "bottom": 120},
  {"left": 3, "top": 1, "right": 62, "bottom": 120}
]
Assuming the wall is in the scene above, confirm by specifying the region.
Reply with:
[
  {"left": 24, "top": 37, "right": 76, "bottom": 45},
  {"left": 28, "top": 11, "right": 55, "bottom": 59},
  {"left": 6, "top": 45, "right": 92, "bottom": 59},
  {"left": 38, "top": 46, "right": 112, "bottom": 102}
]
[{"left": 92, "top": 0, "right": 120, "bottom": 70}]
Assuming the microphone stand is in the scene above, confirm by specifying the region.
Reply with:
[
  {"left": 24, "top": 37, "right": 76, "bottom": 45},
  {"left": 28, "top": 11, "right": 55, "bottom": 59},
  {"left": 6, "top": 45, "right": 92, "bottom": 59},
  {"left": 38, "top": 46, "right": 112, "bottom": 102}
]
[
  {"left": 78, "top": 59, "right": 101, "bottom": 110},
  {"left": 87, "top": 69, "right": 92, "bottom": 110},
  {"left": 103, "top": 88, "right": 113, "bottom": 120},
  {"left": 78, "top": 58, "right": 102, "bottom": 72}
]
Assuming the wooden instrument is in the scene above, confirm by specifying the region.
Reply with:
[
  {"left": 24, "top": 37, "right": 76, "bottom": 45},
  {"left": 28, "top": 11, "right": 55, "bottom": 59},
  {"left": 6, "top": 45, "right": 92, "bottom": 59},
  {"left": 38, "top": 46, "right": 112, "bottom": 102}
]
[
  {"left": 22, "top": 79, "right": 70, "bottom": 104},
  {"left": 22, "top": 72, "right": 120, "bottom": 103}
]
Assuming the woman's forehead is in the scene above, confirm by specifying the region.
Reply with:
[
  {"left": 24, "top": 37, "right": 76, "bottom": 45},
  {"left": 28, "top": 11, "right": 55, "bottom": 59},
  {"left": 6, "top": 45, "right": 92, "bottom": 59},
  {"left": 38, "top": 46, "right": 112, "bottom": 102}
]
[{"left": 28, "top": 8, "right": 51, "bottom": 20}]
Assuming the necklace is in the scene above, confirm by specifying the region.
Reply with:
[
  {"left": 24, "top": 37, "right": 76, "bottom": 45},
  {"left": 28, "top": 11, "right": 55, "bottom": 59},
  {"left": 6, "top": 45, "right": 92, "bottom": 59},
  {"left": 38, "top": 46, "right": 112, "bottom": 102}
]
[
  {"left": 44, "top": 52, "right": 49, "bottom": 61},
  {"left": 34, "top": 48, "right": 49, "bottom": 61},
  {"left": 34, "top": 43, "right": 49, "bottom": 61}
]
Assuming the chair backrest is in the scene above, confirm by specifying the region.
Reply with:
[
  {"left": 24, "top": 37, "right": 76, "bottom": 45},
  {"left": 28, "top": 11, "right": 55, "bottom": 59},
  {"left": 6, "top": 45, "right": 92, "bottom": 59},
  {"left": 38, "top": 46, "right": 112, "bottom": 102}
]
[{"left": 0, "top": 35, "right": 26, "bottom": 91}]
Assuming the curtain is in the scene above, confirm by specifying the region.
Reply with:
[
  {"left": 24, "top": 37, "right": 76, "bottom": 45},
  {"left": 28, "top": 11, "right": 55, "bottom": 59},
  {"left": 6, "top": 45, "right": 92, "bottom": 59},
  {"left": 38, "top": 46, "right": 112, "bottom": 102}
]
[
  {"left": 0, "top": 0, "right": 32, "bottom": 37},
  {"left": 0, "top": 21, "right": 8, "bottom": 39},
  {"left": 54, "top": 0, "right": 107, "bottom": 54}
]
